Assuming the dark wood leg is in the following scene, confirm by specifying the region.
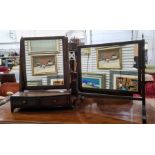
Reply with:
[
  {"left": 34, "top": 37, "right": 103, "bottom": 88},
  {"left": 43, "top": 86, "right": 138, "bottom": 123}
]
[
  {"left": 142, "top": 99, "right": 147, "bottom": 124},
  {"left": 11, "top": 106, "right": 14, "bottom": 113}
]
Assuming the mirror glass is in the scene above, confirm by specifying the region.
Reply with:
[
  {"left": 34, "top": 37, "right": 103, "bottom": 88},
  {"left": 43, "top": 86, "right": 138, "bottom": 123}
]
[
  {"left": 24, "top": 39, "right": 64, "bottom": 87},
  {"left": 80, "top": 43, "right": 139, "bottom": 93}
]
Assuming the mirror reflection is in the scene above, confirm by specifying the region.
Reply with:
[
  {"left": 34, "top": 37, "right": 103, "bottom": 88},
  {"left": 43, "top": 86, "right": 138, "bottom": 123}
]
[
  {"left": 24, "top": 39, "right": 64, "bottom": 87},
  {"left": 81, "top": 43, "right": 139, "bottom": 92}
]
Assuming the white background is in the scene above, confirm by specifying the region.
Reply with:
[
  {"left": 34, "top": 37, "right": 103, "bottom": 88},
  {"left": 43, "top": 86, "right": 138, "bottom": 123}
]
[{"left": 0, "top": 0, "right": 155, "bottom": 155}]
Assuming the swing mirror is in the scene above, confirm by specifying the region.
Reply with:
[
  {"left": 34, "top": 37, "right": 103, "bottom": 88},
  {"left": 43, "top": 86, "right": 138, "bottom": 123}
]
[
  {"left": 78, "top": 41, "right": 143, "bottom": 96},
  {"left": 20, "top": 36, "right": 69, "bottom": 90}
]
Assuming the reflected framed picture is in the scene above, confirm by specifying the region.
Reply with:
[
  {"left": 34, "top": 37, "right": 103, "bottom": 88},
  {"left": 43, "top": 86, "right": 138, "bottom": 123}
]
[
  {"left": 97, "top": 46, "right": 122, "bottom": 69},
  {"left": 110, "top": 71, "right": 138, "bottom": 92},
  {"left": 82, "top": 73, "right": 106, "bottom": 89},
  {"left": 27, "top": 80, "right": 42, "bottom": 86},
  {"left": 31, "top": 55, "right": 57, "bottom": 76},
  {"left": 47, "top": 75, "right": 64, "bottom": 86},
  {"left": 81, "top": 48, "right": 91, "bottom": 55},
  {"left": 28, "top": 39, "right": 60, "bottom": 54},
  {"left": 53, "top": 80, "right": 64, "bottom": 86}
]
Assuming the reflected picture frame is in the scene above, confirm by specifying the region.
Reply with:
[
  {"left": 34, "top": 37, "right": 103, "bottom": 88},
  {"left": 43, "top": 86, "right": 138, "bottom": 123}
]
[
  {"left": 82, "top": 73, "right": 106, "bottom": 89},
  {"left": 110, "top": 70, "right": 138, "bottom": 92},
  {"left": 27, "top": 80, "right": 42, "bottom": 86},
  {"left": 28, "top": 39, "right": 60, "bottom": 54},
  {"left": 97, "top": 46, "right": 122, "bottom": 69},
  {"left": 47, "top": 75, "right": 64, "bottom": 86},
  {"left": 81, "top": 48, "right": 91, "bottom": 55},
  {"left": 31, "top": 54, "right": 57, "bottom": 76}
]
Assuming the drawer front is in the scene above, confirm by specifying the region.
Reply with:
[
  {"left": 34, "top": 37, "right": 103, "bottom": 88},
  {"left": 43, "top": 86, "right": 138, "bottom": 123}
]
[
  {"left": 11, "top": 97, "right": 40, "bottom": 108},
  {"left": 10, "top": 95, "right": 71, "bottom": 109},
  {"left": 39, "top": 95, "right": 70, "bottom": 107}
]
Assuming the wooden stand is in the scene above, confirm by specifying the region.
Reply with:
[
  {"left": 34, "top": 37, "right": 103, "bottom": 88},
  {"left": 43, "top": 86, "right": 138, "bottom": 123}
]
[{"left": 10, "top": 36, "right": 72, "bottom": 112}]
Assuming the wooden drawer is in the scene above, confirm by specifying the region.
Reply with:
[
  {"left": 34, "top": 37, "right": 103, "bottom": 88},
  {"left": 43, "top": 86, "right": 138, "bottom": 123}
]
[
  {"left": 39, "top": 96, "right": 70, "bottom": 107},
  {"left": 11, "top": 97, "right": 40, "bottom": 108},
  {"left": 10, "top": 94, "right": 71, "bottom": 112}
]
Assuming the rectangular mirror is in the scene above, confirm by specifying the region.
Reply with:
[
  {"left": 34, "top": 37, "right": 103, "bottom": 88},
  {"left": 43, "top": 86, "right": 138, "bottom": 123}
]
[
  {"left": 20, "top": 36, "right": 69, "bottom": 90},
  {"left": 77, "top": 40, "right": 144, "bottom": 96}
]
